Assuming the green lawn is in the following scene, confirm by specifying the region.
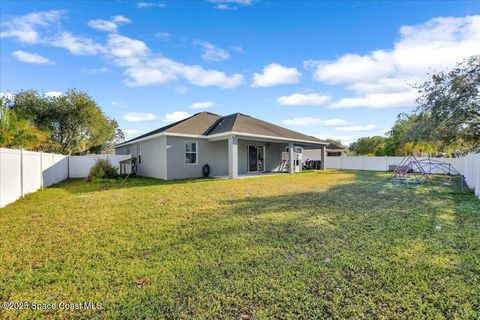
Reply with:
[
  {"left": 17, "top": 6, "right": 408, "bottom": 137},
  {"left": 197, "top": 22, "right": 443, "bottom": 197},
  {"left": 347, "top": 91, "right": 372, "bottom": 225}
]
[{"left": 1, "top": 170, "right": 479, "bottom": 319}]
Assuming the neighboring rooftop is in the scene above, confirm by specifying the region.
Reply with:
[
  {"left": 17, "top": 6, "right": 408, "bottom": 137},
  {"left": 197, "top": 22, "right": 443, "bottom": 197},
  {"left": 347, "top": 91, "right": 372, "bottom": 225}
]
[{"left": 118, "top": 112, "right": 326, "bottom": 146}]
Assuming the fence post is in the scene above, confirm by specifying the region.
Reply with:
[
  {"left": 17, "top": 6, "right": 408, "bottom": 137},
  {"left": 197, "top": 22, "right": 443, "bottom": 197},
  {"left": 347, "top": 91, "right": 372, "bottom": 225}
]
[
  {"left": 20, "top": 149, "right": 24, "bottom": 197},
  {"left": 40, "top": 151, "right": 43, "bottom": 188},
  {"left": 361, "top": 156, "right": 365, "bottom": 170}
]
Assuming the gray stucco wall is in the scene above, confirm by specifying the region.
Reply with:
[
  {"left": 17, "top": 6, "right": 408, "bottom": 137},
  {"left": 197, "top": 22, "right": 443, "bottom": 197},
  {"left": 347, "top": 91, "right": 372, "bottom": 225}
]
[
  {"left": 166, "top": 136, "right": 228, "bottom": 179},
  {"left": 116, "top": 136, "right": 289, "bottom": 180},
  {"left": 115, "top": 136, "right": 167, "bottom": 179}
]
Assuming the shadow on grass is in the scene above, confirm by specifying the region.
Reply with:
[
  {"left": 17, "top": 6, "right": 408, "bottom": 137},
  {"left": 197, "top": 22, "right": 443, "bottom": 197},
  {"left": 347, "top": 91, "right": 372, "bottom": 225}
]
[
  {"left": 108, "top": 171, "right": 480, "bottom": 319},
  {"left": 50, "top": 175, "right": 219, "bottom": 194}
]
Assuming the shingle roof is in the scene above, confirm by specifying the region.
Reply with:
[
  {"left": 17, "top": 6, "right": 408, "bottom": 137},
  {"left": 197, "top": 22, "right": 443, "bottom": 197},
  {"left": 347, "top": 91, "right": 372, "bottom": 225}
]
[
  {"left": 120, "top": 112, "right": 221, "bottom": 144},
  {"left": 118, "top": 112, "right": 326, "bottom": 146}
]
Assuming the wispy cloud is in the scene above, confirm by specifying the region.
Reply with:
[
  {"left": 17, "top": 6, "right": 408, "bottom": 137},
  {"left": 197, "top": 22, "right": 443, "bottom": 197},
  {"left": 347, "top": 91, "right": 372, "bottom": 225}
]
[
  {"left": 195, "top": 40, "right": 230, "bottom": 62},
  {"left": 189, "top": 101, "right": 215, "bottom": 109},
  {"left": 136, "top": 2, "right": 167, "bottom": 8},
  {"left": 1, "top": 10, "right": 245, "bottom": 90},
  {"left": 88, "top": 15, "right": 132, "bottom": 33},
  {"left": 123, "top": 112, "right": 159, "bottom": 122},
  {"left": 12, "top": 50, "right": 53, "bottom": 64},
  {"left": 252, "top": 63, "right": 301, "bottom": 87},
  {"left": 208, "top": 0, "right": 254, "bottom": 10},
  {"left": 277, "top": 93, "right": 331, "bottom": 106},
  {"left": 155, "top": 31, "right": 171, "bottom": 40},
  {"left": 82, "top": 67, "right": 110, "bottom": 74},
  {"left": 0, "top": 10, "right": 63, "bottom": 44}
]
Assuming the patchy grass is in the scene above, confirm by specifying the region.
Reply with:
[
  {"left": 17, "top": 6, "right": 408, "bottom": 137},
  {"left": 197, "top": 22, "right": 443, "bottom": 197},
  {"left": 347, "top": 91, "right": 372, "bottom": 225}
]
[{"left": 0, "top": 170, "right": 479, "bottom": 319}]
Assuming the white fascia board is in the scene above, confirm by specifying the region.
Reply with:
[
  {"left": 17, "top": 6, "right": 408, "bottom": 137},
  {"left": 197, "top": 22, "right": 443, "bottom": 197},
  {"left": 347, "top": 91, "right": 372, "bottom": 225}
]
[{"left": 115, "top": 131, "right": 327, "bottom": 148}]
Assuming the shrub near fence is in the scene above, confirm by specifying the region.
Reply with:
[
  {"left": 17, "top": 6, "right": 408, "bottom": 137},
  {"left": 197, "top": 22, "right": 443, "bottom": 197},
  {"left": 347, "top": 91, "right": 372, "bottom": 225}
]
[
  {"left": 0, "top": 148, "right": 130, "bottom": 208},
  {"left": 324, "top": 154, "right": 480, "bottom": 199}
]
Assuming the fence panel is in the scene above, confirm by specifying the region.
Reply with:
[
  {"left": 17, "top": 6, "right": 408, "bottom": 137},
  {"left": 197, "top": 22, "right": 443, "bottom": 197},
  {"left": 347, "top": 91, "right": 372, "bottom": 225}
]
[
  {"left": 1, "top": 148, "right": 131, "bottom": 208},
  {"left": 0, "top": 149, "right": 22, "bottom": 207},
  {"left": 22, "top": 150, "right": 42, "bottom": 195},
  {"left": 363, "top": 157, "right": 388, "bottom": 171},
  {"left": 68, "top": 154, "right": 130, "bottom": 178}
]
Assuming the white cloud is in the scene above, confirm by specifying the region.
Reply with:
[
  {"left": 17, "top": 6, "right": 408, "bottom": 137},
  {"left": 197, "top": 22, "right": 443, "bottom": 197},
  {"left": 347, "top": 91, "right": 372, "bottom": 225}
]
[
  {"left": 214, "top": 4, "right": 237, "bottom": 10},
  {"left": 123, "top": 112, "right": 158, "bottom": 122},
  {"left": 305, "top": 51, "right": 394, "bottom": 85},
  {"left": 155, "top": 32, "right": 171, "bottom": 40},
  {"left": 0, "top": 93, "right": 14, "bottom": 101},
  {"left": 136, "top": 2, "right": 167, "bottom": 8},
  {"left": 252, "top": 63, "right": 301, "bottom": 87},
  {"left": 165, "top": 111, "right": 191, "bottom": 121},
  {"left": 335, "top": 124, "right": 378, "bottom": 132},
  {"left": 277, "top": 93, "right": 331, "bottom": 106},
  {"left": 1, "top": 11, "right": 244, "bottom": 89},
  {"left": 82, "top": 67, "right": 110, "bottom": 74},
  {"left": 209, "top": 0, "right": 254, "bottom": 9},
  {"left": 330, "top": 90, "right": 418, "bottom": 109},
  {"left": 88, "top": 15, "right": 131, "bottom": 33},
  {"left": 50, "top": 32, "right": 104, "bottom": 55},
  {"left": 12, "top": 50, "right": 53, "bottom": 64},
  {"left": 282, "top": 117, "right": 352, "bottom": 127},
  {"left": 104, "top": 34, "right": 243, "bottom": 89},
  {"left": 45, "top": 91, "right": 63, "bottom": 97},
  {"left": 195, "top": 41, "right": 230, "bottom": 62},
  {"left": 0, "top": 10, "right": 63, "bottom": 44},
  {"left": 307, "top": 15, "right": 480, "bottom": 109},
  {"left": 189, "top": 101, "right": 215, "bottom": 109}
]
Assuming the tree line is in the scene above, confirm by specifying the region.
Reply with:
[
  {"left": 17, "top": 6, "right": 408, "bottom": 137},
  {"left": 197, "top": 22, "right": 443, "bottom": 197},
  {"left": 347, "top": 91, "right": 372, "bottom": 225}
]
[
  {"left": 0, "top": 89, "right": 124, "bottom": 155},
  {"left": 349, "top": 56, "right": 479, "bottom": 157}
]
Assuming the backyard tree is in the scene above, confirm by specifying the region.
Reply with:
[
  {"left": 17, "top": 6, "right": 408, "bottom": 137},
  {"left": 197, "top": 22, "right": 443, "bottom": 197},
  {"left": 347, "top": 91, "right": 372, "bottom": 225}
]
[
  {"left": 0, "top": 98, "right": 48, "bottom": 149},
  {"left": 413, "top": 56, "right": 480, "bottom": 152},
  {"left": 349, "top": 136, "right": 386, "bottom": 156},
  {"left": 11, "top": 89, "right": 122, "bottom": 154}
]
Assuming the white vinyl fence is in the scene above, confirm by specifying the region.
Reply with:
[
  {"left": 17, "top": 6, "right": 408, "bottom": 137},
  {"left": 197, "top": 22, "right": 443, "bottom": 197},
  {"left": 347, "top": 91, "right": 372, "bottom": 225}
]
[
  {"left": 0, "top": 148, "right": 130, "bottom": 208},
  {"left": 323, "top": 154, "right": 480, "bottom": 199}
]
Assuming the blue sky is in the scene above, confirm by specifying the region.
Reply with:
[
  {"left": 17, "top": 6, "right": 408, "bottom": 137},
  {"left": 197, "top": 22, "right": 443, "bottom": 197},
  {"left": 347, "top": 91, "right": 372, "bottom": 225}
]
[{"left": 1, "top": 0, "right": 479, "bottom": 144}]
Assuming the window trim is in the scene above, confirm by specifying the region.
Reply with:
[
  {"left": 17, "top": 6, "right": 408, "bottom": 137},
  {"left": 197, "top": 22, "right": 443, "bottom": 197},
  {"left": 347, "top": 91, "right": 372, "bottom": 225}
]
[{"left": 185, "top": 141, "right": 198, "bottom": 165}]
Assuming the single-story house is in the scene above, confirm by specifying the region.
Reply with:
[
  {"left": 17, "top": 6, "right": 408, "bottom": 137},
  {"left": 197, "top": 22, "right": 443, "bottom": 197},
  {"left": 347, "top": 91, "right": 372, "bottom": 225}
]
[{"left": 115, "top": 112, "right": 328, "bottom": 179}]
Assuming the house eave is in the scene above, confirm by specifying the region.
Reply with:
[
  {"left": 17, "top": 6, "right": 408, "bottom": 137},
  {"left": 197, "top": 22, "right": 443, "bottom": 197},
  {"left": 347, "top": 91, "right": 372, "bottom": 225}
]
[{"left": 115, "top": 131, "right": 327, "bottom": 149}]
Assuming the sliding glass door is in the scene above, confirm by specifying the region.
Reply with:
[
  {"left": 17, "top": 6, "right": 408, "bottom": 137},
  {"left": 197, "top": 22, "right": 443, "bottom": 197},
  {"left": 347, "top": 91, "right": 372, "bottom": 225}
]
[{"left": 248, "top": 145, "right": 265, "bottom": 172}]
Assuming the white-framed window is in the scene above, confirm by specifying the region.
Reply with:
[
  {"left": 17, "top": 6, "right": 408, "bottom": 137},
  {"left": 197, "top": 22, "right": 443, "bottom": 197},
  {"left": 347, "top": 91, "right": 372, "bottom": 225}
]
[
  {"left": 137, "top": 144, "right": 142, "bottom": 163},
  {"left": 185, "top": 141, "right": 198, "bottom": 164},
  {"left": 126, "top": 146, "right": 130, "bottom": 154}
]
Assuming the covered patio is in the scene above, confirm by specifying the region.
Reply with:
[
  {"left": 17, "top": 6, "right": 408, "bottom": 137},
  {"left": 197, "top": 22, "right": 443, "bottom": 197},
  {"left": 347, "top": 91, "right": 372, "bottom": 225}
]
[{"left": 207, "top": 133, "right": 327, "bottom": 179}]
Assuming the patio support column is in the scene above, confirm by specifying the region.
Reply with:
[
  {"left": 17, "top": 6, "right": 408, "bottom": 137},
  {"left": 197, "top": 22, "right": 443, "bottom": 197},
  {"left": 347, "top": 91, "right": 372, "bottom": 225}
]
[
  {"left": 320, "top": 145, "right": 326, "bottom": 170},
  {"left": 289, "top": 143, "right": 295, "bottom": 174},
  {"left": 228, "top": 135, "right": 238, "bottom": 179}
]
